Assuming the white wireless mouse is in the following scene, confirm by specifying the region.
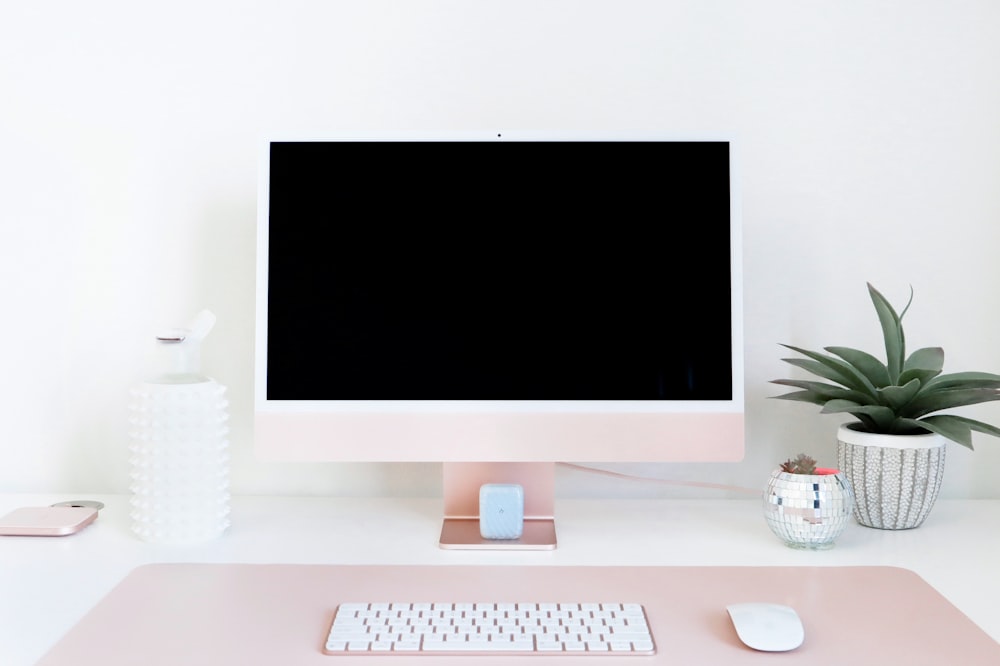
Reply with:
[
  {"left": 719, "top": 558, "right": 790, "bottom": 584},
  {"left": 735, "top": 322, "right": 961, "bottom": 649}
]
[{"left": 726, "top": 602, "right": 805, "bottom": 652}]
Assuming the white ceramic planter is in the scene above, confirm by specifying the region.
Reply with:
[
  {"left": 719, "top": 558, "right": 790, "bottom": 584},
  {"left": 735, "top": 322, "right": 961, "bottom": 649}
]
[{"left": 836, "top": 423, "right": 947, "bottom": 530}]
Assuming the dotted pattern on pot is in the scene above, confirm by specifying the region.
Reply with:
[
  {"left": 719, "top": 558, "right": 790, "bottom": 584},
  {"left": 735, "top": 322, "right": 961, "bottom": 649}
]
[{"left": 838, "top": 439, "right": 945, "bottom": 530}]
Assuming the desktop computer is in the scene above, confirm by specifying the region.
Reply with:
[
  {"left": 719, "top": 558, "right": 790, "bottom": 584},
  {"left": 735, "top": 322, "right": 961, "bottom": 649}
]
[{"left": 254, "top": 133, "right": 746, "bottom": 550}]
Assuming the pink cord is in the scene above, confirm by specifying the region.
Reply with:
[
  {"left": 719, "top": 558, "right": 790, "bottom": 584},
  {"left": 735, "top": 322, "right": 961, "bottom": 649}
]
[{"left": 557, "top": 462, "right": 761, "bottom": 495}]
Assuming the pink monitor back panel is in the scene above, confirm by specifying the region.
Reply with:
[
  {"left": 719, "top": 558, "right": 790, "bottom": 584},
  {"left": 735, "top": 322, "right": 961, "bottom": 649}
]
[{"left": 38, "top": 563, "right": 1000, "bottom": 665}]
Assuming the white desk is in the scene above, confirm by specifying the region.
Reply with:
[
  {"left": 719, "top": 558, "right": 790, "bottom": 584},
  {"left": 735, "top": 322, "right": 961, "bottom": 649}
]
[{"left": 2, "top": 494, "right": 999, "bottom": 665}]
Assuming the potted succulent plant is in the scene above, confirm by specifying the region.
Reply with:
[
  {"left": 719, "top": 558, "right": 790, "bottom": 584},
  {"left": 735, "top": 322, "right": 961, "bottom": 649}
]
[
  {"left": 771, "top": 283, "right": 1000, "bottom": 530},
  {"left": 763, "top": 454, "right": 854, "bottom": 550}
]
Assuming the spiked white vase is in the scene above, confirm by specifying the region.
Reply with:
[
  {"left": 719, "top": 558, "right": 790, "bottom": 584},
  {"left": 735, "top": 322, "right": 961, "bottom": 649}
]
[{"left": 127, "top": 311, "right": 231, "bottom": 544}]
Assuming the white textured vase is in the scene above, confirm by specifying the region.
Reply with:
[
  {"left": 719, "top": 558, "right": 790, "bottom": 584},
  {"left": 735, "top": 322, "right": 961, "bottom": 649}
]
[
  {"left": 128, "top": 379, "right": 231, "bottom": 543},
  {"left": 127, "top": 310, "right": 231, "bottom": 544},
  {"left": 837, "top": 423, "right": 946, "bottom": 530}
]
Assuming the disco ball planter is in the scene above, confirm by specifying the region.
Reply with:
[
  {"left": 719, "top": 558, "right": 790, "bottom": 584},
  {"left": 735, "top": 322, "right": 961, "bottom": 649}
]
[{"left": 763, "top": 461, "right": 854, "bottom": 550}]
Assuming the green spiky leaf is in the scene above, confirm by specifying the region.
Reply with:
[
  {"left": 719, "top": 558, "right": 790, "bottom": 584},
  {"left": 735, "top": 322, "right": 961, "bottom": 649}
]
[
  {"left": 875, "top": 378, "right": 923, "bottom": 412},
  {"left": 770, "top": 389, "right": 828, "bottom": 407},
  {"left": 770, "top": 379, "right": 871, "bottom": 404},
  {"left": 779, "top": 344, "right": 876, "bottom": 396},
  {"left": 904, "top": 388, "right": 1000, "bottom": 419},
  {"left": 820, "top": 399, "right": 897, "bottom": 431},
  {"left": 826, "top": 346, "right": 891, "bottom": 388},
  {"left": 922, "top": 372, "right": 1000, "bottom": 391},
  {"left": 903, "top": 347, "right": 944, "bottom": 373},
  {"left": 868, "top": 282, "right": 909, "bottom": 381}
]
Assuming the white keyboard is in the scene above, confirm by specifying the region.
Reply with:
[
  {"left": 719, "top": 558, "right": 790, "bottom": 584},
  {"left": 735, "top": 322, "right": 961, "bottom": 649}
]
[{"left": 323, "top": 602, "right": 656, "bottom": 656}]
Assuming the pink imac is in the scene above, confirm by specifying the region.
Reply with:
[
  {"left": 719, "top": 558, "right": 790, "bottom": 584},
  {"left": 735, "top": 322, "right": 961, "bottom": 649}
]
[{"left": 254, "top": 132, "right": 745, "bottom": 550}]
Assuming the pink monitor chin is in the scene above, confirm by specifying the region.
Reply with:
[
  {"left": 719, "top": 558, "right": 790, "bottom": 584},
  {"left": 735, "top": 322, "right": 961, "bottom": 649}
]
[{"left": 256, "top": 411, "right": 744, "bottom": 550}]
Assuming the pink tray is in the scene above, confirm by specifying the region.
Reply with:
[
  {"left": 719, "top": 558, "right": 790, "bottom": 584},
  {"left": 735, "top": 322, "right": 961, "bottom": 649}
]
[{"left": 38, "top": 563, "right": 1000, "bottom": 665}]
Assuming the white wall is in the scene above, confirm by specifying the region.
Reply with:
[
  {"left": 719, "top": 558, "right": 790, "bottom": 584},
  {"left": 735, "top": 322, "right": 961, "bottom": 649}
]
[{"left": 3, "top": 1, "right": 1000, "bottom": 499}]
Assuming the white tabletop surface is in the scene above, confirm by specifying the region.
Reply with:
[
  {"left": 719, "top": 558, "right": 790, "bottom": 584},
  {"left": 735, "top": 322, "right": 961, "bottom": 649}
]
[{"left": 2, "top": 494, "right": 998, "bottom": 665}]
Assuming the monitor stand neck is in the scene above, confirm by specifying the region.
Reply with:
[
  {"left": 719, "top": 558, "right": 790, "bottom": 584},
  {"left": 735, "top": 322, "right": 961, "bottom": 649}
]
[{"left": 439, "top": 462, "right": 557, "bottom": 550}]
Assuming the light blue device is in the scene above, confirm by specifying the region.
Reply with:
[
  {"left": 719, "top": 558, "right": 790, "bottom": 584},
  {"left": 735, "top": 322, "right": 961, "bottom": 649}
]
[{"left": 479, "top": 484, "right": 524, "bottom": 540}]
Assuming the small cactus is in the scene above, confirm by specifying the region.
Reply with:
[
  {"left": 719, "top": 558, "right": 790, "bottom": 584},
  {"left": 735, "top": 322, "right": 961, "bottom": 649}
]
[{"left": 780, "top": 453, "right": 818, "bottom": 475}]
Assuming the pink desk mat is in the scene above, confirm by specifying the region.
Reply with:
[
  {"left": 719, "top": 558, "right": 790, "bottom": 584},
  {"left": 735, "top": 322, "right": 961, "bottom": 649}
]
[{"left": 38, "top": 563, "right": 1000, "bottom": 665}]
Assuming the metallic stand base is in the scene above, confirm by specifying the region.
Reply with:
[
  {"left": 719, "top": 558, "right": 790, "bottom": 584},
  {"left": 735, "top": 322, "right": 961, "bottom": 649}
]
[{"left": 439, "top": 518, "right": 557, "bottom": 550}]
